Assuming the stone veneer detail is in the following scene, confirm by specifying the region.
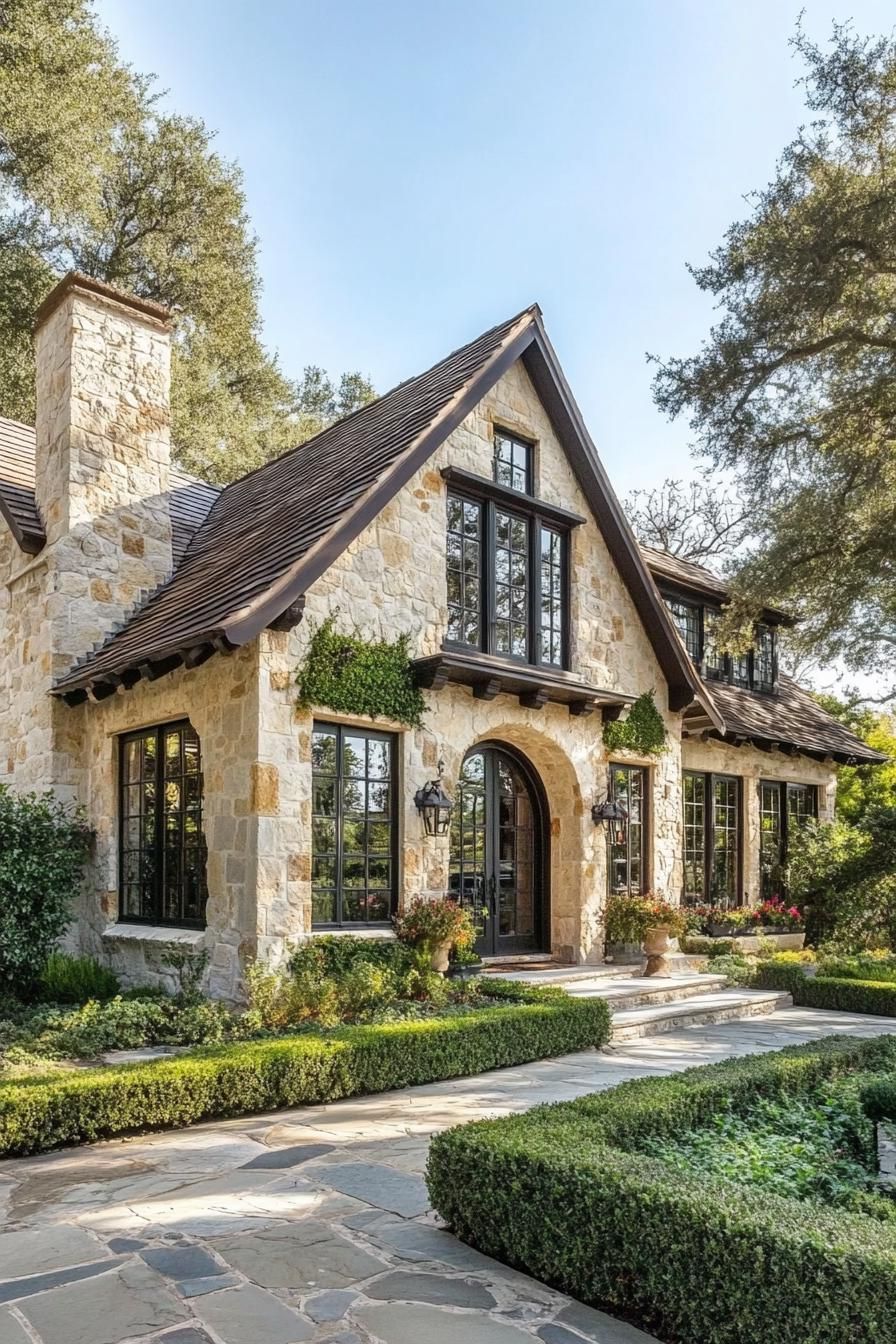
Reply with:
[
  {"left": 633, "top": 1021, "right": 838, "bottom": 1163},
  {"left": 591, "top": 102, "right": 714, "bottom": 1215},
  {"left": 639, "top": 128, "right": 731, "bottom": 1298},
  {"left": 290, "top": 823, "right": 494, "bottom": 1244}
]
[{"left": 0, "top": 283, "right": 841, "bottom": 999}]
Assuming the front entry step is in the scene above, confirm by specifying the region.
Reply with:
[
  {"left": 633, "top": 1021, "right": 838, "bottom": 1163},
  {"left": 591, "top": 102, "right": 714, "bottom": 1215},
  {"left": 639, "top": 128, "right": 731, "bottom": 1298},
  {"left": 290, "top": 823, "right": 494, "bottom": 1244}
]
[{"left": 609, "top": 988, "right": 793, "bottom": 1041}]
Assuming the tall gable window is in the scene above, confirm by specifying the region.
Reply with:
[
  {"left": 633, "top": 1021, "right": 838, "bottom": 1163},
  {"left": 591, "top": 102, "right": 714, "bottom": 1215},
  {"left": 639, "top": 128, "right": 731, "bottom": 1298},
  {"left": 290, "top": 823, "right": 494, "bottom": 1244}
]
[
  {"left": 119, "top": 721, "right": 207, "bottom": 928},
  {"left": 682, "top": 770, "right": 741, "bottom": 907},
  {"left": 311, "top": 723, "right": 397, "bottom": 927},
  {"left": 493, "top": 430, "right": 532, "bottom": 494},
  {"left": 445, "top": 475, "right": 572, "bottom": 670}
]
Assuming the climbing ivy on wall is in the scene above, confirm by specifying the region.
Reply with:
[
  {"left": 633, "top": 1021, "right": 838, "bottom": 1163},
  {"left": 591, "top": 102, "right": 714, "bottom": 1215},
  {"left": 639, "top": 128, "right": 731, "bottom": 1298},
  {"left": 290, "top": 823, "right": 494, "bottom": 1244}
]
[
  {"left": 296, "top": 616, "right": 426, "bottom": 727},
  {"left": 603, "top": 690, "right": 667, "bottom": 756}
]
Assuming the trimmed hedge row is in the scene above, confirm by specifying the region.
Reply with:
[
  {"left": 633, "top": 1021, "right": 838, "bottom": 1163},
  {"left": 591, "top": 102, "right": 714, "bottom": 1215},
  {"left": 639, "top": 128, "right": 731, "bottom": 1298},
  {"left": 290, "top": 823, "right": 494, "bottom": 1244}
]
[
  {"left": 755, "top": 963, "right": 896, "bottom": 1016},
  {"left": 0, "top": 981, "right": 610, "bottom": 1157},
  {"left": 427, "top": 1033, "right": 896, "bottom": 1344}
]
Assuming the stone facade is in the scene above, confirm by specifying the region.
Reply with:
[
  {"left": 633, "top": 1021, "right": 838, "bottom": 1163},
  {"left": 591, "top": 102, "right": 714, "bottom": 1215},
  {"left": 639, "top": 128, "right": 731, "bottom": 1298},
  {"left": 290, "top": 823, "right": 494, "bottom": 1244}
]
[{"left": 0, "top": 277, "right": 842, "bottom": 999}]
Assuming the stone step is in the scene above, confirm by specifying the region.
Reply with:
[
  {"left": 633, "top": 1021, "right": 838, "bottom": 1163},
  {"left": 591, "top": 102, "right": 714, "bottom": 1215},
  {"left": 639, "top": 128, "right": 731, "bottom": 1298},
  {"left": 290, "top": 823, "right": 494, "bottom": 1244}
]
[
  {"left": 610, "top": 988, "right": 792, "bottom": 1041},
  {"left": 484, "top": 963, "right": 639, "bottom": 985},
  {"left": 561, "top": 973, "right": 729, "bottom": 1012}
]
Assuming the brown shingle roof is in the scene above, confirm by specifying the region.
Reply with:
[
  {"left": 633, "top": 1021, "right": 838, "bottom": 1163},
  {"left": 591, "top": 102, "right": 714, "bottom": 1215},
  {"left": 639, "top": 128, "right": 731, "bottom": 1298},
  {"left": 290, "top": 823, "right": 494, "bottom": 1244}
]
[
  {"left": 0, "top": 416, "right": 220, "bottom": 566},
  {"left": 46, "top": 305, "right": 704, "bottom": 712},
  {"left": 693, "top": 676, "right": 888, "bottom": 765},
  {"left": 641, "top": 543, "right": 791, "bottom": 624}
]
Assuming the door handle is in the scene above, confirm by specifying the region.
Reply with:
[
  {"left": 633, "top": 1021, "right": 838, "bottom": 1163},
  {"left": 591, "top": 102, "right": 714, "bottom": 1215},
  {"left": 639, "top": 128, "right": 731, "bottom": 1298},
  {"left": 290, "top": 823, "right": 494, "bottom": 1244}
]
[{"left": 488, "top": 872, "right": 498, "bottom": 915}]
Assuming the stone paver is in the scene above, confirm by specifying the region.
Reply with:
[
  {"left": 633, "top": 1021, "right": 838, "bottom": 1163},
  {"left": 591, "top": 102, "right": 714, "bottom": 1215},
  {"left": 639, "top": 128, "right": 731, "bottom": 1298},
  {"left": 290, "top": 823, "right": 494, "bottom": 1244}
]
[{"left": 0, "top": 1006, "right": 893, "bottom": 1344}]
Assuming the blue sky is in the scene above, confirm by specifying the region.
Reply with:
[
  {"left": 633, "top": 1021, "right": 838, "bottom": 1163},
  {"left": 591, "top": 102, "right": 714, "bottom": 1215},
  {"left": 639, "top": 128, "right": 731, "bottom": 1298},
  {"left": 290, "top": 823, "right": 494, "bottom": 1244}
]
[{"left": 98, "top": 0, "right": 895, "bottom": 500}]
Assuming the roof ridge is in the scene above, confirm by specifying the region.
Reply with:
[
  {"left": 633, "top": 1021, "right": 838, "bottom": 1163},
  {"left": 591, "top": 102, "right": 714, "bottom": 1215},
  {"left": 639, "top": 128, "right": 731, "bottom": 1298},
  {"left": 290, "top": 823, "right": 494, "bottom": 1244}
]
[{"left": 205, "top": 303, "right": 541, "bottom": 499}]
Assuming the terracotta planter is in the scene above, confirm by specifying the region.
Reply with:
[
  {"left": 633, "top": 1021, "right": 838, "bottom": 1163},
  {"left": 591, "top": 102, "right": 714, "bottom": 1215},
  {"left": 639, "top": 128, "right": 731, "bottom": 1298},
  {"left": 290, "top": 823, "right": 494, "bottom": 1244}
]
[
  {"left": 642, "top": 924, "right": 673, "bottom": 978},
  {"left": 430, "top": 939, "right": 453, "bottom": 975}
]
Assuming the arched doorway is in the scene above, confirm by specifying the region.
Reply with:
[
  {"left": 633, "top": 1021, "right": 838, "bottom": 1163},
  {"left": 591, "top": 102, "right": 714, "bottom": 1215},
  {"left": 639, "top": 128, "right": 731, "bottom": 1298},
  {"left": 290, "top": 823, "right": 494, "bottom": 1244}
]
[{"left": 449, "top": 743, "right": 548, "bottom": 958}]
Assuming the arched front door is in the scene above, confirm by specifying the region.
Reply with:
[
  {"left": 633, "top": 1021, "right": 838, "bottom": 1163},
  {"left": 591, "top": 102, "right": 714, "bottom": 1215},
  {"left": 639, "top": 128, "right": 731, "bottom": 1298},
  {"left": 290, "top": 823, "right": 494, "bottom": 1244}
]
[{"left": 449, "top": 744, "right": 547, "bottom": 958}]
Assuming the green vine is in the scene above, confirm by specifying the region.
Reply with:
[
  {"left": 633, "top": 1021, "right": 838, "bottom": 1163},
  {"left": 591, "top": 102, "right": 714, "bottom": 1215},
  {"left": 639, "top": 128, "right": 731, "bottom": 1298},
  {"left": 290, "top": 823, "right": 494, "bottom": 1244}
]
[
  {"left": 296, "top": 615, "right": 426, "bottom": 727},
  {"left": 603, "top": 690, "right": 667, "bottom": 756}
]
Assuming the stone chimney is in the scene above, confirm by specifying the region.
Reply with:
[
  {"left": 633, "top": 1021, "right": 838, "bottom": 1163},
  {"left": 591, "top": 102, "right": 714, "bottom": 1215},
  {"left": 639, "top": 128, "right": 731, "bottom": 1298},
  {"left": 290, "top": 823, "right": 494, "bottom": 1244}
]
[{"left": 33, "top": 273, "right": 174, "bottom": 667}]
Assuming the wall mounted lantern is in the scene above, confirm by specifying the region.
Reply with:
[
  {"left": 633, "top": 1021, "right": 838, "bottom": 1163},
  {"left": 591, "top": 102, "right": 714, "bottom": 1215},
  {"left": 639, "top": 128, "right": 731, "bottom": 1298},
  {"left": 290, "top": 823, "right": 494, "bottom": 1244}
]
[
  {"left": 591, "top": 798, "right": 628, "bottom": 847},
  {"left": 415, "top": 758, "right": 454, "bottom": 836}
]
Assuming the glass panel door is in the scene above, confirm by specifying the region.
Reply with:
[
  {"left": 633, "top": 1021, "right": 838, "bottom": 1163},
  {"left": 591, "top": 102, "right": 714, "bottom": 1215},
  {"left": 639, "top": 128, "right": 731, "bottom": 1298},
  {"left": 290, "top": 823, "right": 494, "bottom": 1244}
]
[{"left": 449, "top": 746, "right": 543, "bottom": 957}]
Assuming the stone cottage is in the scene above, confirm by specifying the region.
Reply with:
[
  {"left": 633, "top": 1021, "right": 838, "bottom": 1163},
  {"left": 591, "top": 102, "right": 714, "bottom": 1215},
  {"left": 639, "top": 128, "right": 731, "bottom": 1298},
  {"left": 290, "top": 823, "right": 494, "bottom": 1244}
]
[{"left": 0, "top": 272, "right": 882, "bottom": 997}]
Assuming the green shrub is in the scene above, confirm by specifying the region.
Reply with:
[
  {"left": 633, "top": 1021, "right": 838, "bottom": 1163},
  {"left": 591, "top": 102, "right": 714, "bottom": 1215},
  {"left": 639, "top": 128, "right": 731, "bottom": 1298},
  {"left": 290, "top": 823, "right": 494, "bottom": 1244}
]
[
  {"left": 0, "top": 982, "right": 611, "bottom": 1156},
  {"left": 754, "top": 963, "right": 896, "bottom": 1016},
  {"left": 0, "top": 787, "right": 92, "bottom": 995},
  {"left": 427, "top": 1034, "right": 896, "bottom": 1344},
  {"left": 818, "top": 950, "right": 896, "bottom": 983},
  {"left": 38, "top": 952, "right": 120, "bottom": 1004},
  {"left": 680, "top": 936, "right": 738, "bottom": 957},
  {"left": 859, "top": 1075, "right": 896, "bottom": 1123}
]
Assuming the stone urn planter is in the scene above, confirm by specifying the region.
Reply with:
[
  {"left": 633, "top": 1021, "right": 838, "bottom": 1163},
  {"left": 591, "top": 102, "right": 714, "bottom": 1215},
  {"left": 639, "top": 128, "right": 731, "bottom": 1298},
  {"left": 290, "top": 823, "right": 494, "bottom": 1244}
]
[
  {"left": 430, "top": 939, "right": 453, "bottom": 975},
  {"left": 642, "top": 924, "right": 674, "bottom": 978}
]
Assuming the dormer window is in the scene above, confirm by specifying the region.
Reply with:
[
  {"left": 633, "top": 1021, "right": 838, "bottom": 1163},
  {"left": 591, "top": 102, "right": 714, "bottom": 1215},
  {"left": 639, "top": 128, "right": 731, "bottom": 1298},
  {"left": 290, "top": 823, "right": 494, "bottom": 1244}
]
[
  {"left": 493, "top": 430, "right": 533, "bottom": 494},
  {"left": 663, "top": 596, "right": 778, "bottom": 693}
]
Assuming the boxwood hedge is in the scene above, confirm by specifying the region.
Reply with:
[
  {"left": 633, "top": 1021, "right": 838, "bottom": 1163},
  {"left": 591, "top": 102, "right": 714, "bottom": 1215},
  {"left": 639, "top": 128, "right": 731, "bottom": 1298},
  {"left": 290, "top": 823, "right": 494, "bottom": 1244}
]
[
  {"left": 755, "top": 963, "right": 896, "bottom": 1016},
  {"left": 427, "top": 1033, "right": 896, "bottom": 1344},
  {"left": 0, "top": 981, "right": 610, "bottom": 1157}
]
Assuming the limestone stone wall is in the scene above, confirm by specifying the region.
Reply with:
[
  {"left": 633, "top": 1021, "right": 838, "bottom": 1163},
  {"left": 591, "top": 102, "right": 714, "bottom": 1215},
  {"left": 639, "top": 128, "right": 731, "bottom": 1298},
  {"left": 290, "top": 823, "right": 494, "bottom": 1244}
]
[
  {"left": 34, "top": 283, "right": 174, "bottom": 684},
  {"left": 681, "top": 735, "right": 836, "bottom": 904}
]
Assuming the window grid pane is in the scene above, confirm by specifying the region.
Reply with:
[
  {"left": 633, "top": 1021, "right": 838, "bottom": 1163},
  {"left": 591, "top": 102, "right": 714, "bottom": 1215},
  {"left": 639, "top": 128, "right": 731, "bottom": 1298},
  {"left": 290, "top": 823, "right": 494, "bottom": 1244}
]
[
  {"left": 665, "top": 599, "right": 701, "bottom": 661},
  {"left": 683, "top": 772, "right": 706, "bottom": 903},
  {"left": 493, "top": 431, "right": 532, "bottom": 494},
  {"left": 711, "top": 776, "right": 739, "bottom": 906},
  {"left": 119, "top": 722, "right": 207, "bottom": 928},
  {"left": 759, "top": 781, "right": 783, "bottom": 902},
  {"left": 494, "top": 509, "right": 529, "bottom": 658},
  {"left": 312, "top": 723, "right": 396, "bottom": 927},
  {"left": 539, "top": 526, "right": 564, "bottom": 665},
  {"left": 609, "top": 765, "right": 647, "bottom": 895},
  {"left": 755, "top": 625, "right": 776, "bottom": 690},
  {"left": 446, "top": 494, "right": 482, "bottom": 647}
]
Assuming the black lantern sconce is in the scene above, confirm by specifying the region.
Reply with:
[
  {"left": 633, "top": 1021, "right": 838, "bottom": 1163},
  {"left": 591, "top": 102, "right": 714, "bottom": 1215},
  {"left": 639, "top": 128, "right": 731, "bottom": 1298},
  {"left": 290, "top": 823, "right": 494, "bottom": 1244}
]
[
  {"left": 591, "top": 798, "right": 629, "bottom": 847},
  {"left": 415, "top": 758, "right": 454, "bottom": 836}
]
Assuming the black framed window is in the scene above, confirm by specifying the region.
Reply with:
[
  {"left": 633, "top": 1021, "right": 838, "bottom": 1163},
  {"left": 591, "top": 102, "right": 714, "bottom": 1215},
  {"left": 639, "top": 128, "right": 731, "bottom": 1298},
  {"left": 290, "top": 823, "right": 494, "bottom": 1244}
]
[
  {"left": 759, "top": 780, "right": 817, "bottom": 900},
  {"left": 683, "top": 770, "right": 741, "bottom": 907},
  {"left": 665, "top": 598, "right": 701, "bottom": 661},
  {"left": 754, "top": 625, "right": 777, "bottom": 691},
  {"left": 608, "top": 764, "right": 648, "bottom": 894},
  {"left": 446, "top": 488, "right": 569, "bottom": 669},
  {"left": 311, "top": 723, "right": 397, "bottom": 927},
  {"left": 493, "top": 430, "right": 532, "bottom": 494},
  {"left": 540, "top": 526, "right": 565, "bottom": 665},
  {"left": 447, "top": 495, "right": 482, "bottom": 646},
  {"left": 119, "top": 721, "right": 207, "bottom": 928},
  {"left": 495, "top": 509, "right": 530, "bottom": 658},
  {"left": 666, "top": 599, "right": 778, "bottom": 694}
]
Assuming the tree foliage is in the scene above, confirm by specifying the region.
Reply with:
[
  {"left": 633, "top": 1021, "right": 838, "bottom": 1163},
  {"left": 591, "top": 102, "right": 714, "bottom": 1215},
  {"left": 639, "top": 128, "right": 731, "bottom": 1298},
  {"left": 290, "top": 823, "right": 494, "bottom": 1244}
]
[
  {"left": 0, "top": 0, "right": 374, "bottom": 482},
  {"left": 652, "top": 22, "right": 896, "bottom": 694},
  {"left": 812, "top": 693, "right": 896, "bottom": 822},
  {"left": 625, "top": 476, "right": 750, "bottom": 564}
]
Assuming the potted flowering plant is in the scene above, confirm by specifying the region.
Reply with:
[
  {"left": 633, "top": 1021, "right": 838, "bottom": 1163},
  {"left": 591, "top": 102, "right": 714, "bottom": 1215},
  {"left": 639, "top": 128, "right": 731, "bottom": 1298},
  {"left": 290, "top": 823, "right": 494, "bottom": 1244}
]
[
  {"left": 605, "top": 893, "right": 685, "bottom": 974},
  {"left": 393, "top": 896, "right": 477, "bottom": 974}
]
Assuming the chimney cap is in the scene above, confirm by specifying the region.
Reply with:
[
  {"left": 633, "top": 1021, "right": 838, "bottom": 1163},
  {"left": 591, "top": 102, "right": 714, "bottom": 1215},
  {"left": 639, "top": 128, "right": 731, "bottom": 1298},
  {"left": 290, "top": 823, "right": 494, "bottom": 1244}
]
[{"left": 34, "top": 271, "right": 172, "bottom": 333}]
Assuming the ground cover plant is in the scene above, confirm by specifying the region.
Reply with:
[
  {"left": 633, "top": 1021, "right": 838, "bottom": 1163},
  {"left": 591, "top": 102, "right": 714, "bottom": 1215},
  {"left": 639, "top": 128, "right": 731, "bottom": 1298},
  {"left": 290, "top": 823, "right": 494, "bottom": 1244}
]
[{"left": 427, "top": 1033, "right": 896, "bottom": 1344}]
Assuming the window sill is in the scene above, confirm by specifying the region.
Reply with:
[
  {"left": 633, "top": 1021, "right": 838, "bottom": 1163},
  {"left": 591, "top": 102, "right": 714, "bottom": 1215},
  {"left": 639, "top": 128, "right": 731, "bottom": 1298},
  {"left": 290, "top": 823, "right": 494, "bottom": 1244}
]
[
  {"left": 309, "top": 927, "right": 397, "bottom": 940},
  {"left": 103, "top": 923, "right": 206, "bottom": 946}
]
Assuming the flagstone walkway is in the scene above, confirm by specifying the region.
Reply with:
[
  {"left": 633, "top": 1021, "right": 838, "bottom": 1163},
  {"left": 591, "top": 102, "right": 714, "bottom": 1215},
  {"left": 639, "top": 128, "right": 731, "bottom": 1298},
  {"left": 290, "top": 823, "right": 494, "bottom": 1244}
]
[{"left": 0, "top": 1005, "right": 893, "bottom": 1344}]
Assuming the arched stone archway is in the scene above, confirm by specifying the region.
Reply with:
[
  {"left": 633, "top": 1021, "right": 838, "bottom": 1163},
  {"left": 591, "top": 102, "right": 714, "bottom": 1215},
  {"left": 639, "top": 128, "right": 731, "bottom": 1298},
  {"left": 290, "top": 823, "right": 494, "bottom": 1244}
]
[{"left": 443, "top": 722, "right": 599, "bottom": 963}]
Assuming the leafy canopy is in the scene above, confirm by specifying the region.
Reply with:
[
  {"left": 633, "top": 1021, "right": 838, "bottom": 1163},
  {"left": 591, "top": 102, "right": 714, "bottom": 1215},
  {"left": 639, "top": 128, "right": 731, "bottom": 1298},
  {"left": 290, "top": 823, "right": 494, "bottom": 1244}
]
[
  {"left": 0, "top": 0, "right": 374, "bottom": 482},
  {"left": 652, "top": 22, "right": 896, "bottom": 695}
]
